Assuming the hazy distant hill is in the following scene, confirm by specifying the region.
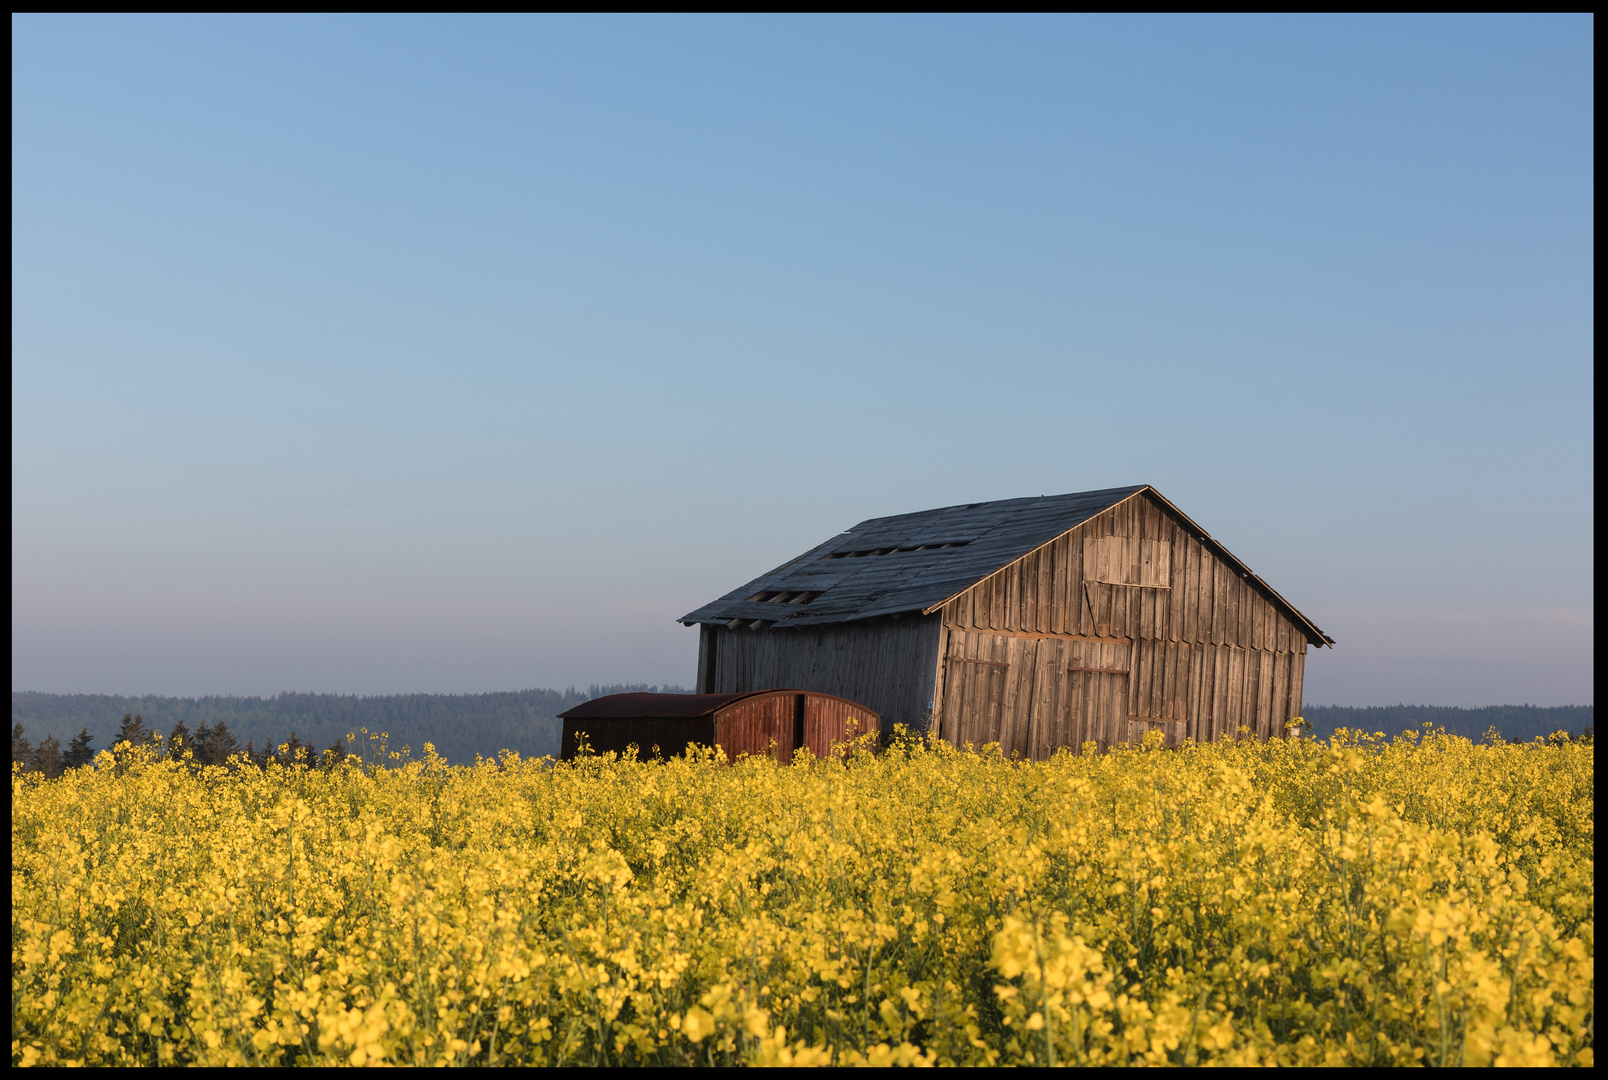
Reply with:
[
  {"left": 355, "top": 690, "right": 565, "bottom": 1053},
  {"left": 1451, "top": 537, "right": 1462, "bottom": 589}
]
[
  {"left": 1299, "top": 704, "right": 1593, "bottom": 744},
  {"left": 11, "top": 685, "right": 691, "bottom": 766}
]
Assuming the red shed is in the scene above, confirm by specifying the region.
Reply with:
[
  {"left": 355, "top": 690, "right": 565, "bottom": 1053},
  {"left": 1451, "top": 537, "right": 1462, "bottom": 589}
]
[{"left": 557, "top": 690, "right": 879, "bottom": 763}]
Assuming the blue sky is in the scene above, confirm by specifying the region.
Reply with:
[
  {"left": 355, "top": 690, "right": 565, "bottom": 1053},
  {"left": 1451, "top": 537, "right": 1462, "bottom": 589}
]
[{"left": 12, "top": 15, "right": 1593, "bottom": 705}]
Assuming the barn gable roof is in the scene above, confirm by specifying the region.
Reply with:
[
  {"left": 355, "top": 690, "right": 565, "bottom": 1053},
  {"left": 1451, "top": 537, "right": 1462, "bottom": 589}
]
[{"left": 679, "top": 485, "right": 1333, "bottom": 647}]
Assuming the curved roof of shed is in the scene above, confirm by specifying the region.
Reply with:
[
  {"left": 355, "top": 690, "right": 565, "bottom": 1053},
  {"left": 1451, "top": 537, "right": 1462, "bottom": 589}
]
[
  {"left": 559, "top": 689, "right": 870, "bottom": 721},
  {"left": 558, "top": 691, "right": 769, "bottom": 720},
  {"left": 679, "top": 485, "right": 1332, "bottom": 646}
]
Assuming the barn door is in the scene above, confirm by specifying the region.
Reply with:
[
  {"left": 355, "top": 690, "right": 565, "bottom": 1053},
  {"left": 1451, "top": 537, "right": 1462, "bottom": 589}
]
[
  {"left": 1065, "top": 641, "right": 1131, "bottom": 751},
  {"left": 1128, "top": 640, "right": 1191, "bottom": 747},
  {"left": 939, "top": 633, "right": 1011, "bottom": 749}
]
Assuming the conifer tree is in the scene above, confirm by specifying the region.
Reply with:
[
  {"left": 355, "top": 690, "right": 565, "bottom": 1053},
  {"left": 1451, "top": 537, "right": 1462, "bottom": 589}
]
[
  {"left": 31, "top": 735, "right": 63, "bottom": 779},
  {"left": 12, "top": 722, "right": 33, "bottom": 767},
  {"left": 192, "top": 722, "right": 214, "bottom": 764},
  {"left": 324, "top": 737, "right": 348, "bottom": 769},
  {"left": 63, "top": 728, "right": 96, "bottom": 770},
  {"left": 208, "top": 721, "right": 241, "bottom": 766},
  {"left": 116, "top": 712, "right": 153, "bottom": 748},
  {"left": 166, "top": 720, "right": 194, "bottom": 761}
]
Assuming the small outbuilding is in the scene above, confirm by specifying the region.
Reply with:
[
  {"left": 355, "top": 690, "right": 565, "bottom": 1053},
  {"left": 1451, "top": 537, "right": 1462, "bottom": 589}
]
[{"left": 557, "top": 690, "right": 879, "bottom": 763}]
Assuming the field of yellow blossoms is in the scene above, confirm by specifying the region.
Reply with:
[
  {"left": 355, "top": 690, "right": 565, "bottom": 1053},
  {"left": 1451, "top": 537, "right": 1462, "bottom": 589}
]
[{"left": 12, "top": 725, "right": 1594, "bottom": 1067}]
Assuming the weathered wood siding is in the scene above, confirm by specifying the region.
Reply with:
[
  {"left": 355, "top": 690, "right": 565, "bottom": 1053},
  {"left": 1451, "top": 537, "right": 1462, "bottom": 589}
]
[
  {"left": 698, "top": 618, "right": 941, "bottom": 735},
  {"left": 934, "top": 491, "right": 1310, "bottom": 752},
  {"left": 942, "top": 493, "right": 1309, "bottom": 648}
]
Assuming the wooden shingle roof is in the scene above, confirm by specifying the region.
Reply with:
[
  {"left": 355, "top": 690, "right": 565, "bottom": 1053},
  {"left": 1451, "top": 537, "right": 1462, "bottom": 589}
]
[{"left": 680, "top": 485, "right": 1331, "bottom": 645}]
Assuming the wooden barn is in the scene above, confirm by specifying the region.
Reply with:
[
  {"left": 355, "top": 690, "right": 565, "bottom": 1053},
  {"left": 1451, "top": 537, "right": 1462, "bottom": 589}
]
[
  {"left": 679, "top": 485, "right": 1332, "bottom": 755},
  {"left": 557, "top": 690, "right": 879, "bottom": 763}
]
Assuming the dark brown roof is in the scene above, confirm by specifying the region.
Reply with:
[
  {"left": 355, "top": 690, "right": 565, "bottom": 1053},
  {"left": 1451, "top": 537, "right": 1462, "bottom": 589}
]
[
  {"left": 678, "top": 485, "right": 1332, "bottom": 647},
  {"left": 558, "top": 691, "right": 775, "bottom": 721}
]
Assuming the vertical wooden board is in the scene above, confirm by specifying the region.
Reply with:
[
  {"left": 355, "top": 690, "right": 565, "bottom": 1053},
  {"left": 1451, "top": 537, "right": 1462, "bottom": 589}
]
[
  {"left": 1022, "top": 556, "right": 1035, "bottom": 633},
  {"left": 1132, "top": 640, "right": 1145, "bottom": 729},
  {"left": 1241, "top": 648, "right": 1256, "bottom": 737},
  {"left": 1243, "top": 584, "right": 1257, "bottom": 651},
  {"left": 1089, "top": 663, "right": 1107, "bottom": 747},
  {"left": 997, "top": 636, "right": 1022, "bottom": 752},
  {"left": 1214, "top": 646, "right": 1231, "bottom": 738},
  {"left": 1063, "top": 643, "right": 1081, "bottom": 750},
  {"left": 988, "top": 664, "right": 1008, "bottom": 748},
  {"left": 1071, "top": 644, "right": 1091, "bottom": 751},
  {"left": 1288, "top": 651, "right": 1303, "bottom": 727},
  {"left": 1210, "top": 562, "right": 1227, "bottom": 646},
  {"left": 1197, "top": 538, "right": 1213, "bottom": 645},
  {"left": 1105, "top": 645, "right": 1125, "bottom": 745},
  {"left": 1143, "top": 639, "right": 1161, "bottom": 718},
  {"left": 946, "top": 659, "right": 964, "bottom": 746},
  {"left": 971, "top": 636, "right": 996, "bottom": 746},
  {"left": 1194, "top": 542, "right": 1210, "bottom": 645},
  {"left": 1249, "top": 595, "right": 1264, "bottom": 652},
  {"left": 1009, "top": 554, "right": 1026, "bottom": 632},
  {"left": 1121, "top": 539, "right": 1138, "bottom": 637},
  {"left": 1084, "top": 643, "right": 1104, "bottom": 747},
  {"left": 1223, "top": 570, "right": 1240, "bottom": 648},
  {"left": 1128, "top": 640, "right": 1144, "bottom": 719},
  {"left": 1165, "top": 523, "right": 1184, "bottom": 641},
  {"left": 1185, "top": 642, "right": 1204, "bottom": 742},
  {"left": 1026, "top": 550, "right": 1041, "bottom": 632},
  {"left": 1004, "top": 561, "right": 1021, "bottom": 632},
  {"left": 1049, "top": 639, "right": 1072, "bottom": 754},
  {"left": 1161, "top": 643, "right": 1180, "bottom": 734},
  {"left": 1035, "top": 546, "right": 1050, "bottom": 633},
  {"left": 1259, "top": 650, "right": 1275, "bottom": 738},
  {"left": 953, "top": 649, "right": 977, "bottom": 746},
  {"left": 1289, "top": 652, "right": 1305, "bottom": 726},
  {"left": 1033, "top": 638, "right": 1056, "bottom": 758},
  {"left": 1050, "top": 535, "right": 1067, "bottom": 634},
  {"left": 931, "top": 624, "right": 950, "bottom": 739},
  {"left": 1073, "top": 530, "right": 1090, "bottom": 634},
  {"left": 1013, "top": 638, "right": 1039, "bottom": 758},
  {"left": 1172, "top": 535, "right": 1187, "bottom": 642},
  {"left": 1023, "top": 639, "right": 1044, "bottom": 757},
  {"left": 1130, "top": 640, "right": 1148, "bottom": 717},
  {"left": 1228, "top": 648, "right": 1246, "bottom": 738},
  {"left": 1270, "top": 649, "right": 1289, "bottom": 738}
]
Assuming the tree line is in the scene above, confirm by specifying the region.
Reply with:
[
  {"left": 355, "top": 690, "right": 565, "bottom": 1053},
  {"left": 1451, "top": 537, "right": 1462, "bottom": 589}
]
[
  {"left": 11, "top": 685, "right": 691, "bottom": 771},
  {"left": 1298, "top": 703, "right": 1593, "bottom": 744},
  {"left": 12, "top": 711, "right": 387, "bottom": 779}
]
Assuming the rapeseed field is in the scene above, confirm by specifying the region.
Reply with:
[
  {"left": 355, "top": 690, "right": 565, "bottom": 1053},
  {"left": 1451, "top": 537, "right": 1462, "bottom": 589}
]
[{"left": 11, "top": 726, "right": 1594, "bottom": 1066}]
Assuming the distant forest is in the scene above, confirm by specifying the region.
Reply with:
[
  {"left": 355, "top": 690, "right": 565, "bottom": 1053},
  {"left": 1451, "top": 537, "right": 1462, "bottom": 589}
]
[
  {"left": 1299, "top": 704, "right": 1593, "bottom": 744},
  {"left": 11, "top": 692, "right": 1591, "bottom": 770},
  {"left": 11, "top": 685, "right": 690, "bottom": 768}
]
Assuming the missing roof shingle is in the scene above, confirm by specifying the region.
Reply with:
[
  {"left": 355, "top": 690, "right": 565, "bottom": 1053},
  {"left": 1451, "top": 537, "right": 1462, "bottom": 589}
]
[
  {"left": 821, "top": 540, "right": 971, "bottom": 560},
  {"left": 746, "top": 590, "right": 823, "bottom": 604}
]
